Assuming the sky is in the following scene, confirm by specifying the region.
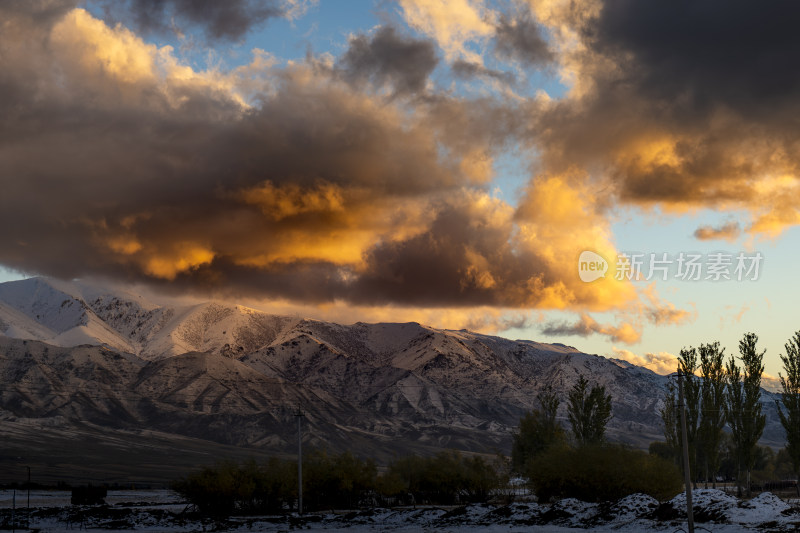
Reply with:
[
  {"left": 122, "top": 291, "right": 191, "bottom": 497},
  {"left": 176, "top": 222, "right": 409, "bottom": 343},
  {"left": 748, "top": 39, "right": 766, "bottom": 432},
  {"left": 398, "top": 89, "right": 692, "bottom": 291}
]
[{"left": 1, "top": 0, "right": 799, "bottom": 382}]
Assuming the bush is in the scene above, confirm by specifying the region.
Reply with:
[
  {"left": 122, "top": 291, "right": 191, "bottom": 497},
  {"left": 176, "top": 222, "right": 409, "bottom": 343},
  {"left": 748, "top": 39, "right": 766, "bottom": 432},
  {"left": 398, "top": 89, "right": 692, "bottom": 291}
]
[
  {"left": 383, "top": 450, "right": 503, "bottom": 505},
  {"left": 649, "top": 440, "right": 680, "bottom": 466},
  {"left": 172, "top": 458, "right": 296, "bottom": 516},
  {"left": 528, "top": 444, "right": 682, "bottom": 502},
  {"left": 173, "top": 451, "right": 380, "bottom": 515},
  {"left": 172, "top": 460, "right": 247, "bottom": 516},
  {"left": 303, "top": 449, "right": 377, "bottom": 511},
  {"left": 511, "top": 409, "right": 566, "bottom": 472},
  {"left": 174, "top": 450, "right": 504, "bottom": 516}
]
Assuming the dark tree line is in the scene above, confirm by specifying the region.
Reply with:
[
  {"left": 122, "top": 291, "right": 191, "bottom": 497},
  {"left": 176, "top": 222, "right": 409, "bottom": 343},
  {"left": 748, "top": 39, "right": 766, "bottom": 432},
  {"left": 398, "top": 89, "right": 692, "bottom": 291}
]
[{"left": 173, "top": 449, "right": 506, "bottom": 516}]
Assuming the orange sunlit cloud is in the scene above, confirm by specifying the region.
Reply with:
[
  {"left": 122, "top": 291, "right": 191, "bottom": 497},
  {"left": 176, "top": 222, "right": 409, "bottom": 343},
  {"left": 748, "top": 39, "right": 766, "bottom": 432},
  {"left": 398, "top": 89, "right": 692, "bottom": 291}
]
[{"left": 611, "top": 347, "right": 679, "bottom": 375}]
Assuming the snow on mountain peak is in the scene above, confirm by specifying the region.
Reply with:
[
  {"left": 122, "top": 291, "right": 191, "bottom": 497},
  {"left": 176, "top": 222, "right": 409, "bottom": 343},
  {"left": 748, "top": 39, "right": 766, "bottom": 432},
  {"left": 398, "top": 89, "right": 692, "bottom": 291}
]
[{"left": 0, "top": 277, "right": 89, "bottom": 333}]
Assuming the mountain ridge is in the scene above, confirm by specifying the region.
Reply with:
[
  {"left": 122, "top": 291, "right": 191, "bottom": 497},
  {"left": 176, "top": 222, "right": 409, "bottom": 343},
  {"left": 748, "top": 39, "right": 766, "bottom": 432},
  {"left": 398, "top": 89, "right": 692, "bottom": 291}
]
[{"left": 0, "top": 277, "right": 786, "bottom": 477}]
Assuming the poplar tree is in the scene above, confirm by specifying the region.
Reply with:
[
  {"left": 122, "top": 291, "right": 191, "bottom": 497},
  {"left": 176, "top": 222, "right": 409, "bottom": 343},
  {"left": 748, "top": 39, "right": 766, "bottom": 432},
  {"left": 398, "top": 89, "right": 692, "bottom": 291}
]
[
  {"left": 536, "top": 385, "right": 561, "bottom": 443},
  {"left": 567, "top": 375, "right": 612, "bottom": 446},
  {"left": 778, "top": 331, "right": 800, "bottom": 495},
  {"left": 678, "top": 347, "right": 701, "bottom": 484},
  {"left": 660, "top": 379, "right": 680, "bottom": 462},
  {"left": 726, "top": 356, "right": 745, "bottom": 496},
  {"left": 511, "top": 385, "right": 564, "bottom": 471},
  {"left": 698, "top": 342, "right": 726, "bottom": 488},
  {"left": 726, "top": 333, "right": 766, "bottom": 496}
]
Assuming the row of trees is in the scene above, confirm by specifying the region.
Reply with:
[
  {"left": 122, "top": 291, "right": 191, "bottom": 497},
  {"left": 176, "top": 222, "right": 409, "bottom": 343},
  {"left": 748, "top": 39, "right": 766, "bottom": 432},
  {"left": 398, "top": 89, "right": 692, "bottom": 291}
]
[
  {"left": 661, "top": 335, "right": 765, "bottom": 495},
  {"left": 173, "top": 449, "right": 505, "bottom": 516},
  {"left": 661, "top": 331, "right": 800, "bottom": 497},
  {"left": 651, "top": 434, "right": 796, "bottom": 489}
]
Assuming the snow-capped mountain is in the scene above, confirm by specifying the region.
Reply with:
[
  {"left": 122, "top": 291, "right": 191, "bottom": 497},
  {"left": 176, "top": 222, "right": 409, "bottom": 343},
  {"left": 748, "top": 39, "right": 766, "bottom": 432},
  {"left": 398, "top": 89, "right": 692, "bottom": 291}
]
[
  {"left": 0, "top": 277, "right": 300, "bottom": 359},
  {"left": 0, "top": 277, "right": 786, "bottom": 465}
]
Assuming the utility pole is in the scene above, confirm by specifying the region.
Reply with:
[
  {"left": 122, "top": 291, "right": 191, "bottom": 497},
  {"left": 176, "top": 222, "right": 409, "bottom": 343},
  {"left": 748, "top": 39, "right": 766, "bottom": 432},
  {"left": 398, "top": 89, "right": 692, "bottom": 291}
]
[
  {"left": 678, "top": 370, "right": 695, "bottom": 533},
  {"left": 296, "top": 408, "right": 304, "bottom": 515},
  {"left": 26, "top": 466, "right": 30, "bottom": 528}
]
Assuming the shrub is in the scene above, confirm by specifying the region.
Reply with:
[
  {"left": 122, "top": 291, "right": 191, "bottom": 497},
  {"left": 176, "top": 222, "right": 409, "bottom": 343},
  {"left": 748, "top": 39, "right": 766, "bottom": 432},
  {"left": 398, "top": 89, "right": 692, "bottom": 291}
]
[
  {"left": 303, "top": 449, "right": 377, "bottom": 511},
  {"left": 383, "top": 450, "right": 503, "bottom": 505},
  {"left": 511, "top": 409, "right": 566, "bottom": 472},
  {"left": 174, "top": 450, "right": 503, "bottom": 515},
  {"left": 528, "top": 444, "right": 682, "bottom": 502},
  {"left": 173, "top": 458, "right": 296, "bottom": 516},
  {"left": 649, "top": 440, "right": 680, "bottom": 466},
  {"left": 172, "top": 460, "right": 245, "bottom": 516}
]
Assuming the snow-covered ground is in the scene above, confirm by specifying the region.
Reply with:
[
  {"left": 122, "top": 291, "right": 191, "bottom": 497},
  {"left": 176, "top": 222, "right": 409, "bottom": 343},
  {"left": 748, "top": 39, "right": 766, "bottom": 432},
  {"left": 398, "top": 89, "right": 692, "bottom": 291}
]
[
  {"left": 0, "top": 489, "right": 183, "bottom": 510},
  {"left": 1, "top": 489, "right": 799, "bottom": 532}
]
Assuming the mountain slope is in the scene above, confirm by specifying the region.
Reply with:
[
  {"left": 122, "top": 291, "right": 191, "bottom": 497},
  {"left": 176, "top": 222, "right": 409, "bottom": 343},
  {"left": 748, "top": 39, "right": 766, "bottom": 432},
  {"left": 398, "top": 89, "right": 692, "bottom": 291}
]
[{"left": 0, "top": 277, "right": 787, "bottom": 468}]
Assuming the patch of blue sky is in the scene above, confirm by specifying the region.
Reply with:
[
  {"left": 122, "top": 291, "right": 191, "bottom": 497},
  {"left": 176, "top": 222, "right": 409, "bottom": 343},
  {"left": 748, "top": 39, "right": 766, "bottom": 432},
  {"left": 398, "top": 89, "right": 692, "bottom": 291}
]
[
  {"left": 0, "top": 266, "right": 27, "bottom": 284},
  {"left": 243, "top": 0, "right": 381, "bottom": 62},
  {"left": 82, "top": 0, "right": 380, "bottom": 71},
  {"left": 490, "top": 150, "right": 532, "bottom": 206}
]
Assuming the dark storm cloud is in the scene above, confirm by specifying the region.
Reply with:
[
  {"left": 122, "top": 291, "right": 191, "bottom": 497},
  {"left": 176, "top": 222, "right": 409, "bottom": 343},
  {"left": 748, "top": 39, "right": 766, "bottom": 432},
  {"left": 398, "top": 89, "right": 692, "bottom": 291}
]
[
  {"left": 592, "top": 0, "right": 800, "bottom": 119},
  {"left": 0, "top": 2, "right": 639, "bottom": 313},
  {"left": 99, "top": 0, "right": 284, "bottom": 41},
  {"left": 0, "top": 2, "right": 559, "bottom": 307},
  {"left": 0, "top": 61, "right": 461, "bottom": 280},
  {"left": 149, "top": 198, "right": 533, "bottom": 307},
  {"left": 354, "top": 200, "right": 542, "bottom": 306},
  {"left": 2, "top": 0, "right": 80, "bottom": 22},
  {"left": 525, "top": 0, "right": 800, "bottom": 224},
  {"left": 493, "top": 13, "right": 553, "bottom": 67},
  {"left": 338, "top": 26, "right": 438, "bottom": 96}
]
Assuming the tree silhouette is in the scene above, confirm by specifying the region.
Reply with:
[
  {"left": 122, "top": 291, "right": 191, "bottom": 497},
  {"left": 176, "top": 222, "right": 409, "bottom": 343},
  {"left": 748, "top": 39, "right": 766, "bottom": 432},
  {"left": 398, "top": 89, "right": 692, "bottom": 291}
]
[
  {"left": 778, "top": 331, "right": 800, "bottom": 495},
  {"left": 726, "top": 332, "right": 766, "bottom": 497},
  {"left": 567, "top": 375, "right": 612, "bottom": 446},
  {"left": 699, "top": 341, "right": 726, "bottom": 487},
  {"left": 511, "top": 385, "right": 564, "bottom": 471},
  {"left": 678, "top": 347, "right": 701, "bottom": 485}
]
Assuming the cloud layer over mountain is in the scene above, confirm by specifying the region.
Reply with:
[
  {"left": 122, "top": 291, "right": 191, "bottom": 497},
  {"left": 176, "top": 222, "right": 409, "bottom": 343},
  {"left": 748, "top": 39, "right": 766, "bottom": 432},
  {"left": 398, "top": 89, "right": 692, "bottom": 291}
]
[{"left": 2, "top": 0, "right": 796, "bottom": 342}]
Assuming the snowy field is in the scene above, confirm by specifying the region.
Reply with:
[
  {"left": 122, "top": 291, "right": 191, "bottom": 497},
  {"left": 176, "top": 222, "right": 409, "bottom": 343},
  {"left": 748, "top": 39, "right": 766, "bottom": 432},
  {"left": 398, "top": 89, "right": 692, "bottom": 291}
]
[{"left": 1, "top": 489, "right": 799, "bottom": 532}]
